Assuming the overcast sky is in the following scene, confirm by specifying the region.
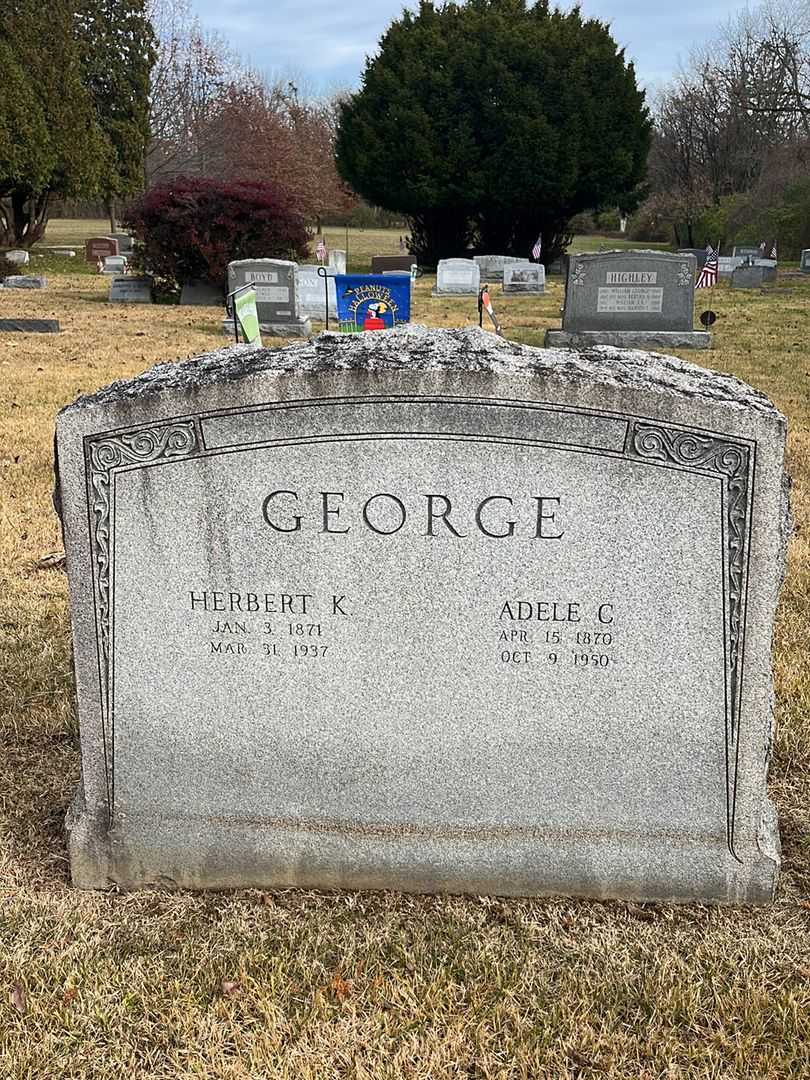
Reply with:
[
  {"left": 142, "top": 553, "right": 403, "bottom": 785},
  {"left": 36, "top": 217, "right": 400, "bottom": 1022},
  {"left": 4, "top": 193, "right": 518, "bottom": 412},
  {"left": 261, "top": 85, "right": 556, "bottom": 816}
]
[{"left": 189, "top": 0, "right": 747, "bottom": 97}]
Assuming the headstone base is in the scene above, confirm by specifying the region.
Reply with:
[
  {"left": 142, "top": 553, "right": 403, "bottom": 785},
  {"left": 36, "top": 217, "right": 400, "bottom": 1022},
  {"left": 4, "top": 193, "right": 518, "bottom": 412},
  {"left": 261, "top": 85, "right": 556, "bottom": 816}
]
[
  {"left": 66, "top": 791, "right": 779, "bottom": 902},
  {"left": 431, "top": 288, "right": 478, "bottom": 297},
  {"left": 544, "top": 329, "right": 711, "bottom": 350},
  {"left": 221, "top": 318, "right": 312, "bottom": 339}
]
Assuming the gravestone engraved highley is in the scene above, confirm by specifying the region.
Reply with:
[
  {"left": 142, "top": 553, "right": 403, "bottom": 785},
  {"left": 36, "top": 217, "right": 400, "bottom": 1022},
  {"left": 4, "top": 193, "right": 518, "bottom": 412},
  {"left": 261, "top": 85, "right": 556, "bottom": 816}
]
[{"left": 55, "top": 327, "right": 787, "bottom": 902}]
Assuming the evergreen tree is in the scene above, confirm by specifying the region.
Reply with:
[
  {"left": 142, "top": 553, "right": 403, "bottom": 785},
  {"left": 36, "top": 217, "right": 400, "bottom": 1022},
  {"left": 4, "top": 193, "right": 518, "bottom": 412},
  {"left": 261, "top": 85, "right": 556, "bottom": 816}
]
[
  {"left": 336, "top": 0, "right": 651, "bottom": 264},
  {"left": 75, "top": 0, "right": 157, "bottom": 230},
  {"left": 0, "top": 0, "right": 109, "bottom": 246}
]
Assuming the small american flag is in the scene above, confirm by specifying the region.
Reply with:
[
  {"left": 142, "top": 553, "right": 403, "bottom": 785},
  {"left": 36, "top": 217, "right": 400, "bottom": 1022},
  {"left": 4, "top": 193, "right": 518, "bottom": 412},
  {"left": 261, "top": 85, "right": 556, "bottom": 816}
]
[
  {"left": 696, "top": 244, "right": 718, "bottom": 289},
  {"left": 316, "top": 237, "right": 327, "bottom": 263},
  {"left": 531, "top": 234, "right": 542, "bottom": 261},
  {"left": 770, "top": 240, "right": 777, "bottom": 260}
]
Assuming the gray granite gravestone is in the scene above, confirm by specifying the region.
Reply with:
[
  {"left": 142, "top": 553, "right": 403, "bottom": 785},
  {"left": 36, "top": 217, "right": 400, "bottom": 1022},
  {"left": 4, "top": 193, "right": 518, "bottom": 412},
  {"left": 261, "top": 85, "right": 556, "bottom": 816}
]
[
  {"left": 110, "top": 275, "right": 152, "bottom": 303},
  {"left": 719, "top": 256, "right": 744, "bottom": 279},
  {"left": 801, "top": 249, "right": 810, "bottom": 273},
  {"left": 5, "top": 249, "right": 30, "bottom": 266},
  {"left": 111, "top": 232, "right": 134, "bottom": 255},
  {"left": 296, "top": 264, "right": 338, "bottom": 321},
  {"left": 474, "top": 255, "right": 522, "bottom": 283},
  {"left": 677, "top": 248, "right": 707, "bottom": 270},
  {"left": 545, "top": 251, "right": 709, "bottom": 349},
  {"left": 433, "top": 258, "right": 480, "bottom": 296},
  {"left": 732, "top": 246, "right": 761, "bottom": 259},
  {"left": 731, "top": 265, "right": 776, "bottom": 289},
  {"left": 2, "top": 275, "right": 46, "bottom": 289},
  {"left": 179, "top": 279, "right": 223, "bottom": 306},
  {"left": 56, "top": 325, "right": 786, "bottom": 904},
  {"left": 102, "top": 256, "right": 128, "bottom": 276},
  {"left": 502, "top": 262, "right": 545, "bottom": 294},
  {"left": 85, "top": 237, "right": 119, "bottom": 264},
  {"left": 328, "top": 249, "right": 347, "bottom": 275},
  {"left": 227, "top": 259, "right": 310, "bottom": 337},
  {"left": 371, "top": 255, "right": 414, "bottom": 274}
]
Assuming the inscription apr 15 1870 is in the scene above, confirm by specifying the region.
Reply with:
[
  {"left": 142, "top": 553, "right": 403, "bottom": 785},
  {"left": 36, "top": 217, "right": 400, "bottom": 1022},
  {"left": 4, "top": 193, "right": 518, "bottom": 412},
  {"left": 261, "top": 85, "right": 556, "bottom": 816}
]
[{"left": 56, "top": 326, "right": 787, "bottom": 903}]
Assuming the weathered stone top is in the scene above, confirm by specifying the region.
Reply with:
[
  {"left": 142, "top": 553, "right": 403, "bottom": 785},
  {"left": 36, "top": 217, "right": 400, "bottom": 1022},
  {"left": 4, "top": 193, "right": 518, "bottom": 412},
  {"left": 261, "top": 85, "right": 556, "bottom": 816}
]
[
  {"left": 59, "top": 325, "right": 782, "bottom": 421},
  {"left": 570, "top": 250, "right": 691, "bottom": 260}
]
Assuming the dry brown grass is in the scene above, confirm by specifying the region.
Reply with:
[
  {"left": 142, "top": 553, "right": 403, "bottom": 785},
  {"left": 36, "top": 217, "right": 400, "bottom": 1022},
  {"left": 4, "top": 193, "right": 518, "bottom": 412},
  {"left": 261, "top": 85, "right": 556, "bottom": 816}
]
[{"left": 2, "top": 246, "right": 810, "bottom": 1078}]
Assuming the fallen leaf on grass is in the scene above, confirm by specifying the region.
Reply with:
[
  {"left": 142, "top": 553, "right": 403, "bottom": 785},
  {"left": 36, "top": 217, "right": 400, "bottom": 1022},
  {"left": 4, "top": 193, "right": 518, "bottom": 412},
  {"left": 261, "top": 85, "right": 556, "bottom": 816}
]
[
  {"left": 220, "top": 980, "right": 240, "bottom": 998},
  {"left": 10, "top": 981, "right": 26, "bottom": 1015},
  {"left": 797, "top": 967, "right": 810, "bottom": 979},
  {"left": 330, "top": 973, "right": 353, "bottom": 1001},
  {"left": 62, "top": 988, "right": 78, "bottom": 1006}
]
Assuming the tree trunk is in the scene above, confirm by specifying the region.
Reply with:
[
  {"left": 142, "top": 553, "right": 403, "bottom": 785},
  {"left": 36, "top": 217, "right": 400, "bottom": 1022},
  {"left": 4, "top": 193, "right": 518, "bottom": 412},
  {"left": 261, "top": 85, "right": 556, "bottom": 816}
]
[{"left": 106, "top": 197, "right": 116, "bottom": 233}]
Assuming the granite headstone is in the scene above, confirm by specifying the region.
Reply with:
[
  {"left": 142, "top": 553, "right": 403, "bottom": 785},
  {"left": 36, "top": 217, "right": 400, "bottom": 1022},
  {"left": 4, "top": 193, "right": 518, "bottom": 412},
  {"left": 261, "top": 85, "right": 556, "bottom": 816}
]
[
  {"left": 296, "top": 264, "right": 338, "bottom": 321},
  {"left": 110, "top": 275, "right": 153, "bottom": 303},
  {"left": 57, "top": 326, "right": 786, "bottom": 904},
  {"left": 179, "top": 279, "right": 223, "bottom": 306},
  {"left": 502, "top": 262, "right": 545, "bottom": 294},
  {"left": 2, "top": 275, "right": 46, "bottom": 289},
  {"left": 85, "top": 237, "right": 119, "bottom": 264},
  {"left": 433, "top": 259, "right": 480, "bottom": 296},
  {"left": 731, "top": 265, "right": 776, "bottom": 289},
  {"left": 801, "top": 249, "right": 810, "bottom": 273},
  {"left": 474, "top": 255, "right": 522, "bottom": 283},
  {"left": 227, "top": 259, "right": 310, "bottom": 337},
  {"left": 371, "top": 255, "right": 414, "bottom": 274},
  {"left": 545, "top": 251, "right": 709, "bottom": 349},
  {"left": 5, "top": 250, "right": 30, "bottom": 266},
  {"left": 328, "top": 250, "right": 347, "bottom": 275}
]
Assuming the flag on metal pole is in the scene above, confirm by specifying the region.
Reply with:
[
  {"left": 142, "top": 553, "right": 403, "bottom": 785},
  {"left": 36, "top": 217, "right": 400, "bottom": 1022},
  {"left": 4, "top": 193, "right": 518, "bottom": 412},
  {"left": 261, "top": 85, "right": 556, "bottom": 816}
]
[
  {"left": 696, "top": 245, "right": 719, "bottom": 289},
  {"left": 770, "top": 240, "right": 778, "bottom": 261},
  {"left": 759, "top": 240, "right": 767, "bottom": 257},
  {"left": 531, "top": 234, "right": 542, "bottom": 261},
  {"left": 316, "top": 237, "right": 328, "bottom": 264}
]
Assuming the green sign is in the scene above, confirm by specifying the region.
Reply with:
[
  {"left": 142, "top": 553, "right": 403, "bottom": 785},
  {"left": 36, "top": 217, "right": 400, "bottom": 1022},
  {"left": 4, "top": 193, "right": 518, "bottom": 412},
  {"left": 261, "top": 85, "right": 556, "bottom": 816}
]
[{"left": 234, "top": 287, "right": 262, "bottom": 346}]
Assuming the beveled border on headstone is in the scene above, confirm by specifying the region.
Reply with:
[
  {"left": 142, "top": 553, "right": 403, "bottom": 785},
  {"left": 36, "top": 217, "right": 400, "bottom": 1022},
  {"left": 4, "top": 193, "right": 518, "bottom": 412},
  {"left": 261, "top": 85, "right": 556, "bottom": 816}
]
[{"left": 56, "top": 327, "right": 787, "bottom": 903}]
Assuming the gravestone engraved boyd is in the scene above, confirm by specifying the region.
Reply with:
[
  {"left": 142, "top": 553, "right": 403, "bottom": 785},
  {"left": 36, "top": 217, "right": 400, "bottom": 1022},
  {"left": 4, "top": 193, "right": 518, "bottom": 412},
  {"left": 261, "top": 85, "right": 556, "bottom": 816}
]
[
  {"left": 56, "top": 327, "right": 787, "bottom": 903},
  {"left": 227, "top": 259, "right": 310, "bottom": 337},
  {"left": 545, "top": 251, "right": 709, "bottom": 350}
]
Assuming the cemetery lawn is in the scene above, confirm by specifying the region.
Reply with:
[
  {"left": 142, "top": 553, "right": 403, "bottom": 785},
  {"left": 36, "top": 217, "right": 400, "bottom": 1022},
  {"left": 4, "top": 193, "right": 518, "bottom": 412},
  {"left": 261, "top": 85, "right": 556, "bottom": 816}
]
[{"left": 2, "top": 249, "right": 810, "bottom": 1078}]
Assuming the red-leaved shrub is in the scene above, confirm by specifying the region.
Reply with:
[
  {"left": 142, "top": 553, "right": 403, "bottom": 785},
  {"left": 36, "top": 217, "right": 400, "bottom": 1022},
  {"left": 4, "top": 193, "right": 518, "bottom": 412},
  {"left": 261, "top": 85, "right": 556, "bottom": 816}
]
[{"left": 123, "top": 177, "right": 310, "bottom": 293}]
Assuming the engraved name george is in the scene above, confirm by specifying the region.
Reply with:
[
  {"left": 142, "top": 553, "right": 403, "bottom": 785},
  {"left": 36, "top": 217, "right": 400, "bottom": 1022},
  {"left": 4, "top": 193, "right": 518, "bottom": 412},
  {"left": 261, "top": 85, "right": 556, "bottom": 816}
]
[{"left": 261, "top": 490, "right": 565, "bottom": 539}]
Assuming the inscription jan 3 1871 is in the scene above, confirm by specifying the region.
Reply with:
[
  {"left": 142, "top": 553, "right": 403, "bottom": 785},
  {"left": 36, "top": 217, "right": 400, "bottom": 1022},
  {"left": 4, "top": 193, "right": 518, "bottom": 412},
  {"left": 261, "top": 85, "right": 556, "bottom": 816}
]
[{"left": 56, "top": 327, "right": 787, "bottom": 903}]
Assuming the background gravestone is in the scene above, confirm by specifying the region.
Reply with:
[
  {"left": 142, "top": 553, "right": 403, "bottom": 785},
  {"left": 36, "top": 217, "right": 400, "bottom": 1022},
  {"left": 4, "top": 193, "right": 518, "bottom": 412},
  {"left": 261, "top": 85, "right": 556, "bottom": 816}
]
[
  {"left": 227, "top": 259, "right": 310, "bottom": 337},
  {"left": 502, "top": 262, "right": 545, "bottom": 294},
  {"left": 180, "top": 279, "right": 223, "bottom": 306},
  {"left": 111, "top": 232, "right": 134, "bottom": 255},
  {"left": 545, "top": 250, "right": 709, "bottom": 349},
  {"left": 296, "top": 264, "right": 338, "bottom": 321},
  {"left": 102, "top": 256, "right": 128, "bottom": 275},
  {"left": 371, "top": 255, "right": 414, "bottom": 274},
  {"left": 719, "top": 256, "right": 744, "bottom": 279},
  {"left": 56, "top": 326, "right": 786, "bottom": 904},
  {"left": 733, "top": 246, "right": 762, "bottom": 259},
  {"left": 85, "top": 237, "right": 118, "bottom": 263},
  {"left": 328, "top": 250, "right": 347, "bottom": 275},
  {"left": 677, "top": 248, "right": 707, "bottom": 270},
  {"left": 2, "top": 275, "right": 46, "bottom": 289},
  {"left": 433, "top": 258, "right": 480, "bottom": 296},
  {"left": 5, "top": 250, "right": 30, "bottom": 266},
  {"left": 801, "top": 249, "right": 810, "bottom": 273},
  {"left": 732, "top": 264, "right": 776, "bottom": 289},
  {"left": 474, "top": 255, "right": 522, "bottom": 282},
  {"left": 110, "top": 275, "right": 152, "bottom": 303}
]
